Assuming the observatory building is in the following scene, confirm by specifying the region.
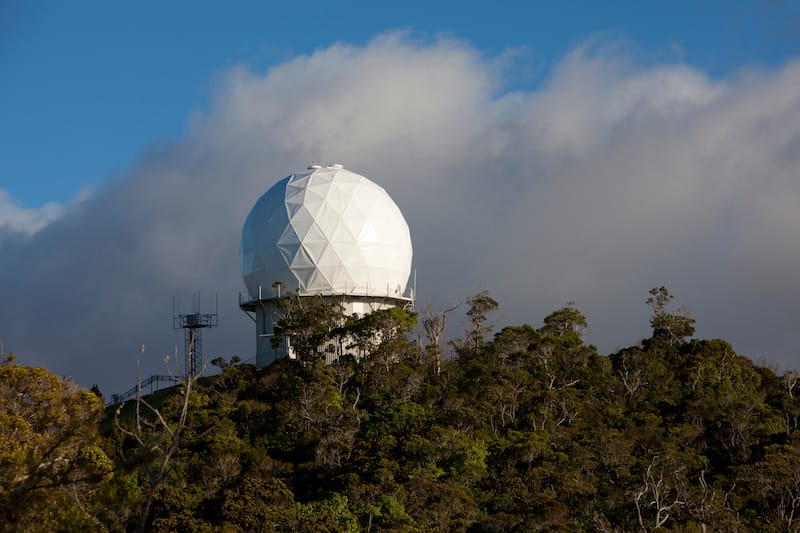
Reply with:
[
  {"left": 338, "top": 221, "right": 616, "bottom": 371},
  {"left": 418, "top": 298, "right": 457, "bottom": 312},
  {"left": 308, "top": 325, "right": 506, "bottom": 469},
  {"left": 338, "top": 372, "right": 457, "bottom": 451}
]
[{"left": 239, "top": 164, "right": 414, "bottom": 367}]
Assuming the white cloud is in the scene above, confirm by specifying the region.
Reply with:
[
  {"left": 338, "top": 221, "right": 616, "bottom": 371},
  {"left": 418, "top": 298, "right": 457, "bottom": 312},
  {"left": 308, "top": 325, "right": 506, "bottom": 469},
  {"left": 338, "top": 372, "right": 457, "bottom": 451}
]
[
  {"left": 0, "top": 189, "right": 74, "bottom": 236},
  {"left": 2, "top": 34, "right": 800, "bottom": 394}
]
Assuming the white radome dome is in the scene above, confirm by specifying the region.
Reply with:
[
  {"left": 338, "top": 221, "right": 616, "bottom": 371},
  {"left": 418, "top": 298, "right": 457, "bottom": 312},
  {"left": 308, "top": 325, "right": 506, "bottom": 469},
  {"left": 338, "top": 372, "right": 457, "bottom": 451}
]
[{"left": 240, "top": 165, "right": 413, "bottom": 300}]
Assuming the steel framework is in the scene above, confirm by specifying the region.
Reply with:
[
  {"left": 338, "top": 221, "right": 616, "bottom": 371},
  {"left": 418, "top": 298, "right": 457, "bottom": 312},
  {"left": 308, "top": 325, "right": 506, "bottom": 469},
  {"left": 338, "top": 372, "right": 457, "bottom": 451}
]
[{"left": 173, "top": 295, "right": 218, "bottom": 378}]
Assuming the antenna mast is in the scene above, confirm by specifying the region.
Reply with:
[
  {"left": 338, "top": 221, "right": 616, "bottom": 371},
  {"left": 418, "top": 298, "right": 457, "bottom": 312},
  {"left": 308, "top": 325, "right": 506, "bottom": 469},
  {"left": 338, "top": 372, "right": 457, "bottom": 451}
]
[{"left": 173, "top": 294, "right": 218, "bottom": 377}]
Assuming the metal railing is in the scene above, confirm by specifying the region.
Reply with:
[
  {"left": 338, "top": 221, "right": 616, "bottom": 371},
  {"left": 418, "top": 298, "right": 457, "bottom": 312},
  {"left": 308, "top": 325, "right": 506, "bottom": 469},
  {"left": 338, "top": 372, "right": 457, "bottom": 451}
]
[
  {"left": 107, "top": 356, "right": 257, "bottom": 407},
  {"left": 108, "top": 374, "right": 179, "bottom": 407},
  {"left": 240, "top": 282, "right": 414, "bottom": 305}
]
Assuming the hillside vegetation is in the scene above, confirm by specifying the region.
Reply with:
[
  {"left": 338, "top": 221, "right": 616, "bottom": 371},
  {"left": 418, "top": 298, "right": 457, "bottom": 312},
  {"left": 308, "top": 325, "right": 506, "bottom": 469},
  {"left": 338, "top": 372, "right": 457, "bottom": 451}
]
[{"left": 3, "top": 288, "right": 800, "bottom": 532}]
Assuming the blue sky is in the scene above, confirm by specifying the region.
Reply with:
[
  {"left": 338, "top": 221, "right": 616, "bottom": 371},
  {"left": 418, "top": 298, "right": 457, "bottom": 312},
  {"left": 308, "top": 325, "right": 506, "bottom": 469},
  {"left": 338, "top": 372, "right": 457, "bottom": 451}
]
[
  {"left": 2, "top": 1, "right": 800, "bottom": 393},
  {"left": 2, "top": 0, "right": 798, "bottom": 207}
]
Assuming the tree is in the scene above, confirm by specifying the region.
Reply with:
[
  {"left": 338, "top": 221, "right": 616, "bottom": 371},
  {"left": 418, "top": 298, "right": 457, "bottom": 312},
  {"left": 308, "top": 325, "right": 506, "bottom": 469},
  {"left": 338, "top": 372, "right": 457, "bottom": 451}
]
[
  {"left": 459, "top": 291, "right": 499, "bottom": 354},
  {"left": 113, "top": 350, "right": 200, "bottom": 533},
  {"left": 633, "top": 454, "right": 690, "bottom": 531},
  {"left": 221, "top": 475, "right": 298, "bottom": 531},
  {"left": 646, "top": 287, "right": 695, "bottom": 347},
  {"left": 273, "top": 294, "right": 345, "bottom": 361},
  {"left": 0, "top": 354, "right": 112, "bottom": 531},
  {"left": 345, "top": 307, "right": 417, "bottom": 372},
  {"left": 738, "top": 444, "right": 800, "bottom": 529},
  {"left": 490, "top": 324, "right": 541, "bottom": 362},
  {"left": 540, "top": 301, "right": 587, "bottom": 342},
  {"left": 421, "top": 302, "right": 461, "bottom": 374},
  {"left": 58, "top": 287, "right": 800, "bottom": 531}
]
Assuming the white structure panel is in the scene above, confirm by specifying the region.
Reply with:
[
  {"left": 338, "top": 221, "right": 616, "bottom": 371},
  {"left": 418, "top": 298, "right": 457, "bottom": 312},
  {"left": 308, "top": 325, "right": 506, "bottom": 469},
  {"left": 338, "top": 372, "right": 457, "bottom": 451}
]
[{"left": 241, "top": 166, "right": 413, "bottom": 299}]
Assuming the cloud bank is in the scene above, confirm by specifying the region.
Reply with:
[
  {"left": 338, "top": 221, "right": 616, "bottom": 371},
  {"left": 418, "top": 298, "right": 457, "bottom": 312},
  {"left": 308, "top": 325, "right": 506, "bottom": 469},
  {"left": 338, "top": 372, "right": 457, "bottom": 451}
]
[
  {"left": 0, "top": 189, "right": 75, "bottom": 237},
  {"left": 2, "top": 33, "right": 799, "bottom": 394}
]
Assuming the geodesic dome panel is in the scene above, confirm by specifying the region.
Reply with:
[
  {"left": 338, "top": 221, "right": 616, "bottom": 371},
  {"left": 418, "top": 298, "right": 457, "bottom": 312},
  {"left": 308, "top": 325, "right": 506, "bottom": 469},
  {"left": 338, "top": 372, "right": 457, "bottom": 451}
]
[{"left": 241, "top": 165, "right": 413, "bottom": 300}]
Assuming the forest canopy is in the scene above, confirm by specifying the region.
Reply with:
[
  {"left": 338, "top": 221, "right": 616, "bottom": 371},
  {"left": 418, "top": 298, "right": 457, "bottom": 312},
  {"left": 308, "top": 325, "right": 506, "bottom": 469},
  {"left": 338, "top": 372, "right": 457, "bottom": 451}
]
[{"left": 2, "top": 287, "right": 800, "bottom": 532}]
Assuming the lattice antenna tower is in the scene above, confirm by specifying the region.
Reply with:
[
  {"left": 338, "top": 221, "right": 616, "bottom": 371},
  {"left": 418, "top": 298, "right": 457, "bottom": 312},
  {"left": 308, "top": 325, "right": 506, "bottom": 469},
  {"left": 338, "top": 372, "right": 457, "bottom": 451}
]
[{"left": 173, "top": 294, "right": 218, "bottom": 378}]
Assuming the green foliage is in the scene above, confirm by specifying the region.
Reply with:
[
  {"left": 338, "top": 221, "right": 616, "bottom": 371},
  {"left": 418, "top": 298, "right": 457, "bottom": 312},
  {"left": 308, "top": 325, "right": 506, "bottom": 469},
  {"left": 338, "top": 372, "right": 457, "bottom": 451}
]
[
  {"left": 273, "top": 294, "right": 346, "bottom": 360},
  {"left": 9, "top": 286, "right": 800, "bottom": 531},
  {"left": 541, "top": 301, "right": 587, "bottom": 344},
  {"left": 344, "top": 307, "right": 417, "bottom": 370},
  {"left": 0, "top": 357, "right": 112, "bottom": 532},
  {"left": 647, "top": 286, "right": 696, "bottom": 347},
  {"left": 295, "top": 493, "right": 360, "bottom": 532},
  {"left": 460, "top": 290, "right": 499, "bottom": 354}
]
